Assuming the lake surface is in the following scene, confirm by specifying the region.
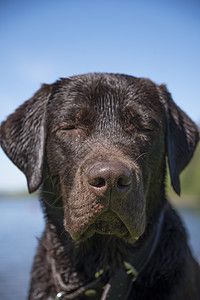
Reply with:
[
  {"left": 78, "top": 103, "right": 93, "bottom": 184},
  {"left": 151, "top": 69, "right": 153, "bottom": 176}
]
[{"left": 0, "top": 197, "right": 199, "bottom": 300}]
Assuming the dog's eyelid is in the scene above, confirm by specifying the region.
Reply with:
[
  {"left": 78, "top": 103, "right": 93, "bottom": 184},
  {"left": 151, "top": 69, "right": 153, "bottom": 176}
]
[
  {"left": 137, "top": 128, "right": 155, "bottom": 136},
  {"left": 139, "top": 118, "right": 161, "bottom": 131},
  {"left": 138, "top": 127, "right": 154, "bottom": 132},
  {"left": 138, "top": 122, "right": 154, "bottom": 131},
  {"left": 53, "top": 123, "right": 90, "bottom": 133},
  {"left": 125, "top": 120, "right": 157, "bottom": 133},
  {"left": 53, "top": 124, "right": 76, "bottom": 133},
  {"left": 61, "top": 125, "right": 76, "bottom": 131}
]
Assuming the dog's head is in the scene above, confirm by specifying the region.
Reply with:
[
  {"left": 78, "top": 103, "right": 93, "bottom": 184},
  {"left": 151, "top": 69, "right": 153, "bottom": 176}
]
[{"left": 1, "top": 73, "right": 199, "bottom": 243}]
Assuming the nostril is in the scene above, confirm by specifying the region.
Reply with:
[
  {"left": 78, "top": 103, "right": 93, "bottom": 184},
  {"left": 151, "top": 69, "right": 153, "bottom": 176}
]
[
  {"left": 87, "top": 162, "right": 133, "bottom": 195},
  {"left": 89, "top": 177, "right": 106, "bottom": 188},
  {"left": 117, "top": 176, "right": 132, "bottom": 188}
]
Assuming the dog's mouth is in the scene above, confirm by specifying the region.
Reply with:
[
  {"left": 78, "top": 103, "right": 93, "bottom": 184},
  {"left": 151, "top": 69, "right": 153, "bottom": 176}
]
[
  {"left": 94, "top": 211, "right": 128, "bottom": 235},
  {"left": 71, "top": 210, "right": 138, "bottom": 243}
]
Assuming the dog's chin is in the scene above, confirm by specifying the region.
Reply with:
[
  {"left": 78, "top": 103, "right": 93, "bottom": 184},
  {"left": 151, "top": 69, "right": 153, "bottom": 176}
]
[{"left": 70, "top": 211, "right": 139, "bottom": 243}]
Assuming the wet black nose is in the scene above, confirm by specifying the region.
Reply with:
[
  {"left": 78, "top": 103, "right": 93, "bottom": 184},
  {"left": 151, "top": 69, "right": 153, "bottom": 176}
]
[{"left": 87, "top": 161, "right": 132, "bottom": 196}]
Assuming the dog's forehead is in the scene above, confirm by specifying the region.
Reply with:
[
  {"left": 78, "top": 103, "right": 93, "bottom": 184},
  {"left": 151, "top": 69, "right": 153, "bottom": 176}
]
[{"left": 47, "top": 74, "right": 165, "bottom": 123}]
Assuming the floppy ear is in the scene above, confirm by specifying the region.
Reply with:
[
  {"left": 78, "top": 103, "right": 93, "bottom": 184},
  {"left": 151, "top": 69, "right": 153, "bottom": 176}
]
[
  {"left": 0, "top": 84, "right": 52, "bottom": 193},
  {"left": 158, "top": 84, "right": 199, "bottom": 195}
]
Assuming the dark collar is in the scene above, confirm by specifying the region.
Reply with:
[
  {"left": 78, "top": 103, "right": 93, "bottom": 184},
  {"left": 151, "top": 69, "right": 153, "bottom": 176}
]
[{"left": 50, "top": 206, "right": 166, "bottom": 300}]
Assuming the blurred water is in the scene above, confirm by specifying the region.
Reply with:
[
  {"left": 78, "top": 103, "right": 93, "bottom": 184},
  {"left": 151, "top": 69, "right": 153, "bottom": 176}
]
[
  {"left": 0, "top": 197, "right": 199, "bottom": 300},
  {"left": 0, "top": 197, "right": 44, "bottom": 300}
]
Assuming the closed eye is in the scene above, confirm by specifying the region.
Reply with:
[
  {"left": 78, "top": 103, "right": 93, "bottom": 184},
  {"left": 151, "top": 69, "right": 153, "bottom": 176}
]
[
  {"left": 53, "top": 124, "right": 77, "bottom": 133},
  {"left": 54, "top": 124, "right": 89, "bottom": 142},
  {"left": 59, "top": 125, "right": 76, "bottom": 131},
  {"left": 125, "top": 124, "right": 154, "bottom": 133},
  {"left": 137, "top": 126, "right": 154, "bottom": 132}
]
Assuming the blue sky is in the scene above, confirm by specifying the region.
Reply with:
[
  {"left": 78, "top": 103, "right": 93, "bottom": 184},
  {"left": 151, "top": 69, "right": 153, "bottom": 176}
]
[{"left": 0, "top": 0, "right": 200, "bottom": 191}]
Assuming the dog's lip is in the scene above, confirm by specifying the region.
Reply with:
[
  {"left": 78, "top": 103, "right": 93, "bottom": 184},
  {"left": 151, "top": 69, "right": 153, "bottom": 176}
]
[
  {"left": 94, "top": 211, "right": 127, "bottom": 235},
  {"left": 71, "top": 210, "right": 139, "bottom": 243}
]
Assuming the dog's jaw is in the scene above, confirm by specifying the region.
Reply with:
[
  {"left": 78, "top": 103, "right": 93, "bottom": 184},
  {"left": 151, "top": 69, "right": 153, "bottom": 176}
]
[{"left": 68, "top": 210, "right": 141, "bottom": 243}]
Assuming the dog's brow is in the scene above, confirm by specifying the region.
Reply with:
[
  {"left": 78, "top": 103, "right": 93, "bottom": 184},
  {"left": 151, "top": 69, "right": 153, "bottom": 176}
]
[
  {"left": 123, "top": 103, "right": 163, "bottom": 128},
  {"left": 62, "top": 104, "right": 96, "bottom": 126}
]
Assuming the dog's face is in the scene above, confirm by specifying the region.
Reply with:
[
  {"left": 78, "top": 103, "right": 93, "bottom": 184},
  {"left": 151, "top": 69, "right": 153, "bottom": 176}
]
[
  {"left": 46, "top": 75, "right": 166, "bottom": 242},
  {"left": 0, "top": 73, "right": 199, "bottom": 243}
]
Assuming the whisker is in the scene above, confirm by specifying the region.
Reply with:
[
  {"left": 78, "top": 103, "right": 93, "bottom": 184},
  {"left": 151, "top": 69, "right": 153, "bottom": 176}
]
[
  {"left": 134, "top": 152, "right": 147, "bottom": 163},
  {"left": 42, "top": 193, "right": 63, "bottom": 209},
  {"left": 43, "top": 190, "right": 57, "bottom": 196},
  {"left": 60, "top": 229, "right": 69, "bottom": 239}
]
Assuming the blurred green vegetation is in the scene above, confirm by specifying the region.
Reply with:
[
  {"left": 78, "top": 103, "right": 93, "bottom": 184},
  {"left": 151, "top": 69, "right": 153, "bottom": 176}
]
[{"left": 167, "top": 142, "right": 200, "bottom": 208}]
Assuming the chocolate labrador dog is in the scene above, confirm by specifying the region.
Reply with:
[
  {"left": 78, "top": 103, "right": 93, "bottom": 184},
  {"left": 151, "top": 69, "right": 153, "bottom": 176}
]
[{"left": 1, "top": 73, "right": 200, "bottom": 299}]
